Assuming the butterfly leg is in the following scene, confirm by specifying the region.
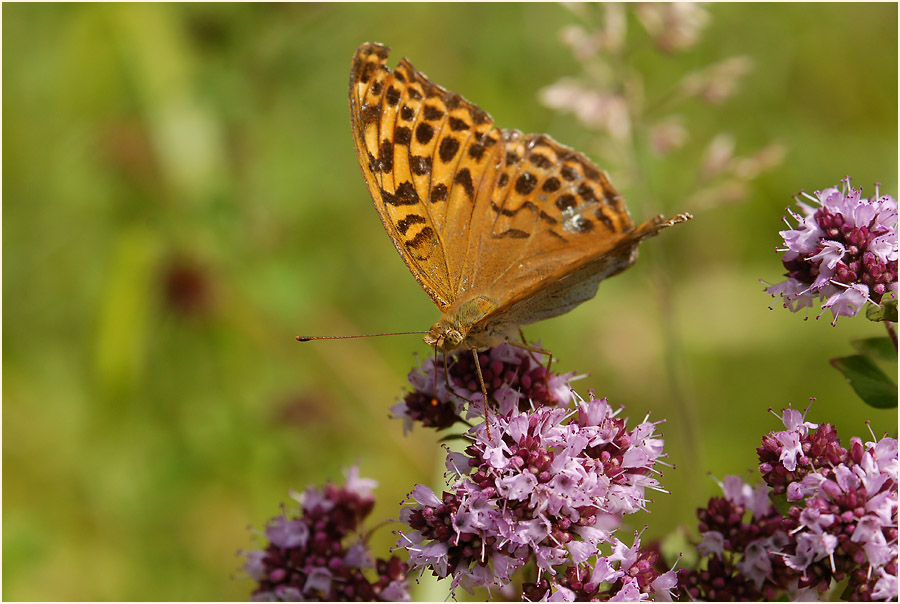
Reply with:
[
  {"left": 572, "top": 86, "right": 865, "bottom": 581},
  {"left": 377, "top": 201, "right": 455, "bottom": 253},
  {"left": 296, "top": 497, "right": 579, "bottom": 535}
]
[
  {"left": 433, "top": 348, "right": 492, "bottom": 435},
  {"left": 430, "top": 346, "right": 455, "bottom": 405},
  {"left": 514, "top": 329, "right": 552, "bottom": 359},
  {"left": 441, "top": 351, "right": 453, "bottom": 392},
  {"left": 440, "top": 351, "right": 478, "bottom": 403},
  {"left": 470, "top": 348, "right": 492, "bottom": 440},
  {"left": 513, "top": 330, "right": 554, "bottom": 400}
]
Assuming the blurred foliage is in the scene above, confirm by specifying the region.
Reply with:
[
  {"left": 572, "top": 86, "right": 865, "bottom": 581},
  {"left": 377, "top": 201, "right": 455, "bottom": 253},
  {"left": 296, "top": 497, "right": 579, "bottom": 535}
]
[{"left": 2, "top": 3, "right": 897, "bottom": 601}]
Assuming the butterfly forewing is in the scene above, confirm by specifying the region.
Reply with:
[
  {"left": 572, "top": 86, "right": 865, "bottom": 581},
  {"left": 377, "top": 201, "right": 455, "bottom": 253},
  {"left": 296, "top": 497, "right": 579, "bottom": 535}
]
[
  {"left": 351, "top": 43, "right": 515, "bottom": 311},
  {"left": 350, "top": 43, "right": 454, "bottom": 310}
]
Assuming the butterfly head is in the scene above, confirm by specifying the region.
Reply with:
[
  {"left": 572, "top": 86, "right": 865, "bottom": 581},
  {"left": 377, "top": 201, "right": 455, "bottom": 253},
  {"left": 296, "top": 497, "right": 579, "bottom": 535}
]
[
  {"left": 423, "top": 321, "right": 465, "bottom": 353},
  {"left": 424, "top": 296, "right": 508, "bottom": 352}
]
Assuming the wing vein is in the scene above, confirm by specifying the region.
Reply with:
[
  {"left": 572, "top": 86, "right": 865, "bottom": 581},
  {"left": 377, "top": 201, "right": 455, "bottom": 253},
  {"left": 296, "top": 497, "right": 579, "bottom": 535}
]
[{"left": 450, "top": 131, "right": 480, "bottom": 296}]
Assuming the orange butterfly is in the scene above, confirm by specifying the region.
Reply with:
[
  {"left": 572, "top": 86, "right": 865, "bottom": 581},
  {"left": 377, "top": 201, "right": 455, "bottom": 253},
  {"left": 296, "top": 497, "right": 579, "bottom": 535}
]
[{"left": 349, "top": 42, "right": 690, "bottom": 357}]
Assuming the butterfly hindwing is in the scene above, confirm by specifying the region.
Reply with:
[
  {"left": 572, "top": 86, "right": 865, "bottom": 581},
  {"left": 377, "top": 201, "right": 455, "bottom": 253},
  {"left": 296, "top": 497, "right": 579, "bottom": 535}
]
[
  {"left": 473, "top": 131, "right": 679, "bottom": 325},
  {"left": 459, "top": 131, "right": 641, "bottom": 299}
]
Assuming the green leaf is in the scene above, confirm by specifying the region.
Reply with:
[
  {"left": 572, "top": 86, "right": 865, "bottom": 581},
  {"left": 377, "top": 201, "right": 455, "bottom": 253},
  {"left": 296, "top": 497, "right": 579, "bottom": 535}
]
[
  {"left": 768, "top": 492, "right": 793, "bottom": 517},
  {"left": 829, "top": 354, "right": 898, "bottom": 409},
  {"left": 660, "top": 528, "right": 696, "bottom": 568},
  {"left": 851, "top": 336, "right": 899, "bottom": 361},
  {"left": 866, "top": 299, "right": 898, "bottom": 322}
]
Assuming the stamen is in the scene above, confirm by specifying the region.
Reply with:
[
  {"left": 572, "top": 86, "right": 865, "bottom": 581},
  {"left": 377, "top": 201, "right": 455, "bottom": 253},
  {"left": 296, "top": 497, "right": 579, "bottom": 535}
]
[{"left": 865, "top": 420, "right": 877, "bottom": 442}]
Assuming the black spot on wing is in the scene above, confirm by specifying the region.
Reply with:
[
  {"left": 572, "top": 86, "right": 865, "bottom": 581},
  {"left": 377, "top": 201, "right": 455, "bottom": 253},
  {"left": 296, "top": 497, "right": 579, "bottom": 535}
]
[
  {"left": 542, "top": 177, "right": 561, "bottom": 192},
  {"left": 490, "top": 200, "right": 537, "bottom": 217},
  {"left": 515, "top": 173, "right": 537, "bottom": 195},
  {"left": 385, "top": 86, "right": 401, "bottom": 106},
  {"left": 468, "top": 142, "right": 486, "bottom": 161},
  {"left": 594, "top": 208, "right": 615, "bottom": 231},
  {"left": 410, "top": 155, "right": 432, "bottom": 175},
  {"left": 454, "top": 168, "right": 474, "bottom": 200},
  {"left": 573, "top": 216, "right": 594, "bottom": 233},
  {"left": 556, "top": 194, "right": 576, "bottom": 211},
  {"left": 423, "top": 105, "right": 444, "bottom": 121},
  {"left": 397, "top": 213, "right": 426, "bottom": 235},
  {"left": 490, "top": 202, "right": 513, "bottom": 217},
  {"left": 379, "top": 140, "right": 393, "bottom": 173},
  {"left": 416, "top": 122, "right": 434, "bottom": 144},
  {"left": 438, "top": 137, "right": 460, "bottom": 163},
  {"left": 395, "top": 127, "right": 412, "bottom": 146},
  {"left": 494, "top": 228, "right": 530, "bottom": 239},
  {"left": 529, "top": 153, "right": 553, "bottom": 169},
  {"left": 579, "top": 160, "right": 600, "bottom": 180},
  {"left": 470, "top": 106, "right": 490, "bottom": 125},
  {"left": 548, "top": 229, "right": 566, "bottom": 242},
  {"left": 431, "top": 183, "right": 448, "bottom": 203},
  {"left": 448, "top": 117, "right": 469, "bottom": 131},
  {"left": 577, "top": 182, "right": 597, "bottom": 202},
  {"left": 360, "top": 105, "right": 379, "bottom": 125},
  {"left": 406, "top": 226, "right": 435, "bottom": 249},
  {"left": 383, "top": 181, "right": 420, "bottom": 206},
  {"left": 358, "top": 61, "right": 374, "bottom": 84}
]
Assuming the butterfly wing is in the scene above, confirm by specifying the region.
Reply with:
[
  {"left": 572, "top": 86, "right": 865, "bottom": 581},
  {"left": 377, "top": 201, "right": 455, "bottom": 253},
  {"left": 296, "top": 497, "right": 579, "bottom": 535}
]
[
  {"left": 349, "top": 42, "right": 505, "bottom": 312},
  {"left": 463, "top": 131, "right": 689, "bottom": 332},
  {"left": 350, "top": 42, "right": 690, "bottom": 341}
]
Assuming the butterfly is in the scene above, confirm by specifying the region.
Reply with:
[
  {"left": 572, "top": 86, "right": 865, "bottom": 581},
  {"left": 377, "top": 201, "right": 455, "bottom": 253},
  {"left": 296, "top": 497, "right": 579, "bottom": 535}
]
[{"left": 349, "top": 42, "right": 690, "bottom": 356}]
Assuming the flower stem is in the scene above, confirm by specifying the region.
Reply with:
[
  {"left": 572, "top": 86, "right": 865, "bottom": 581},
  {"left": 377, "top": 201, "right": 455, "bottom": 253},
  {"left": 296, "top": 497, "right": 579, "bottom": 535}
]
[
  {"left": 885, "top": 321, "right": 898, "bottom": 351},
  {"left": 620, "top": 58, "right": 702, "bottom": 506}
]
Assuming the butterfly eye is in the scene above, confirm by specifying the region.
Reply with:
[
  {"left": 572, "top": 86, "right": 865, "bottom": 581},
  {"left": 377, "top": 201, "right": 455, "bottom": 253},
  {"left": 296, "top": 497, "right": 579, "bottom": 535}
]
[{"left": 446, "top": 330, "right": 463, "bottom": 348}]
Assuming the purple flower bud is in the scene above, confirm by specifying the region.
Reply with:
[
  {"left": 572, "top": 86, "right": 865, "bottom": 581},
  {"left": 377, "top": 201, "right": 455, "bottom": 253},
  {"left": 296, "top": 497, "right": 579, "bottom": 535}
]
[{"left": 821, "top": 479, "right": 843, "bottom": 500}]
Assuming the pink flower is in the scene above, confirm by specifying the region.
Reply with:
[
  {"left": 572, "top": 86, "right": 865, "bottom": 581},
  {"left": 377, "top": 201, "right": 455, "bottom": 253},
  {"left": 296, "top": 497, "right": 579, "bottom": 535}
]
[{"left": 766, "top": 178, "right": 898, "bottom": 324}]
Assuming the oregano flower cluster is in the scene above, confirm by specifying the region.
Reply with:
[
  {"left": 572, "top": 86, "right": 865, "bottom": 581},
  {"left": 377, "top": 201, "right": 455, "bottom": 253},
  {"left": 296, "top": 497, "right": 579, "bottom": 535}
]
[
  {"left": 682, "top": 407, "right": 897, "bottom": 602},
  {"left": 391, "top": 344, "right": 578, "bottom": 433},
  {"left": 393, "top": 345, "right": 675, "bottom": 600},
  {"left": 766, "top": 178, "right": 898, "bottom": 323},
  {"left": 241, "top": 468, "right": 410, "bottom": 602}
]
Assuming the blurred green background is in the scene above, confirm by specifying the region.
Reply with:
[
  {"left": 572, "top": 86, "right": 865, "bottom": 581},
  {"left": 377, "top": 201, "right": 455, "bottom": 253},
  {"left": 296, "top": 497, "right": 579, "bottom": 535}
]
[{"left": 3, "top": 3, "right": 897, "bottom": 601}]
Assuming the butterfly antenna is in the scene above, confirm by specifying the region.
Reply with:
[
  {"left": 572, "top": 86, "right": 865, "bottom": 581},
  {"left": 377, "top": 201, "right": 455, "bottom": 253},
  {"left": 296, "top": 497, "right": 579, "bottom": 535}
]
[
  {"left": 296, "top": 331, "right": 427, "bottom": 342},
  {"left": 432, "top": 346, "right": 440, "bottom": 403}
]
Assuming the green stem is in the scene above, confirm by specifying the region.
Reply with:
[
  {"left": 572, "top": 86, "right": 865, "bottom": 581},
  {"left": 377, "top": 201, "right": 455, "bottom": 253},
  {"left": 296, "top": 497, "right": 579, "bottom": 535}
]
[
  {"left": 620, "top": 54, "right": 702, "bottom": 508},
  {"left": 885, "top": 321, "right": 898, "bottom": 352}
]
